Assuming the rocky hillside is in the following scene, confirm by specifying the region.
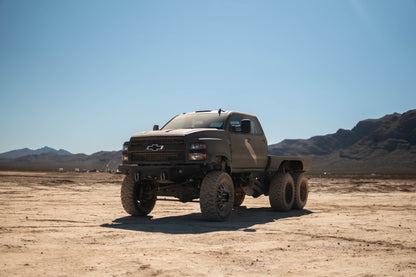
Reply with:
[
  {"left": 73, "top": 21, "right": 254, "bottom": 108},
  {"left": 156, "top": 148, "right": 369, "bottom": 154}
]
[{"left": 269, "top": 109, "right": 416, "bottom": 175}]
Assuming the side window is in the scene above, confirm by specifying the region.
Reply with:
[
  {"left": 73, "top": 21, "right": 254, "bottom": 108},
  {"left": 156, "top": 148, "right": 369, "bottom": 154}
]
[
  {"left": 250, "top": 118, "right": 263, "bottom": 135},
  {"left": 228, "top": 114, "right": 243, "bottom": 132}
]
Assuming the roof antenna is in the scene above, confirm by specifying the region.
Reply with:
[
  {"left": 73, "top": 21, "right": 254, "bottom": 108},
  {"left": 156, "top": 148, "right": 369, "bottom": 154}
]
[{"left": 218, "top": 108, "right": 222, "bottom": 116}]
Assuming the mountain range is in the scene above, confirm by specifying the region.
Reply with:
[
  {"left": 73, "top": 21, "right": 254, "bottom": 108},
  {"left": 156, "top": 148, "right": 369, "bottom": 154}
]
[
  {"left": 0, "top": 146, "right": 72, "bottom": 159},
  {"left": 0, "top": 148, "right": 122, "bottom": 172},
  {"left": 0, "top": 109, "right": 415, "bottom": 174},
  {"left": 269, "top": 109, "right": 416, "bottom": 175}
]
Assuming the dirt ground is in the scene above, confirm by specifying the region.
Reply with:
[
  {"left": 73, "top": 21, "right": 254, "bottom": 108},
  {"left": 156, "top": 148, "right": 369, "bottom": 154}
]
[{"left": 0, "top": 171, "right": 415, "bottom": 276}]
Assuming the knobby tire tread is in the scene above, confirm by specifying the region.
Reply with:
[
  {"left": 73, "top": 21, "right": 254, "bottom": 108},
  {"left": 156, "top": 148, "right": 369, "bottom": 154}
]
[
  {"left": 269, "top": 173, "right": 295, "bottom": 212},
  {"left": 200, "top": 171, "right": 234, "bottom": 221},
  {"left": 120, "top": 176, "right": 156, "bottom": 216},
  {"left": 292, "top": 173, "right": 309, "bottom": 210}
]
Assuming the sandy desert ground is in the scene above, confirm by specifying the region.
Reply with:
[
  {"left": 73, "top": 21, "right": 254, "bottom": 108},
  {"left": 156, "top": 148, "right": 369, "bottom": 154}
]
[{"left": 0, "top": 171, "right": 415, "bottom": 276}]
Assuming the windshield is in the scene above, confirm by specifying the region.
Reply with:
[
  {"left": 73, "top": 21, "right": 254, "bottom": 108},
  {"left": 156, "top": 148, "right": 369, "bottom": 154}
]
[{"left": 162, "top": 112, "right": 227, "bottom": 130}]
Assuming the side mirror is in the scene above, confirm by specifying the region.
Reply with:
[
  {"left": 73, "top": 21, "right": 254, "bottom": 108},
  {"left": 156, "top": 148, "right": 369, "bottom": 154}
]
[
  {"left": 153, "top": 125, "right": 159, "bottom": 131},
  {"left": 241, "top": 119, "right": 251, "bottom": 134}
]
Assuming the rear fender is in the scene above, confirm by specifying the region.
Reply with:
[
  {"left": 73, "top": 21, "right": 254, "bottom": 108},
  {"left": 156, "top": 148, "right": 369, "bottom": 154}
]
[{"left": 267, "top": 156, "right": 311, "bottom": 173}]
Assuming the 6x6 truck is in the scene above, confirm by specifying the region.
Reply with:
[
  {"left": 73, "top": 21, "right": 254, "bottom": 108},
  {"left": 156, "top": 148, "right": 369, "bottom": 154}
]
[{"left": 119, "top": 110, "right": 311, "bottom": 221}]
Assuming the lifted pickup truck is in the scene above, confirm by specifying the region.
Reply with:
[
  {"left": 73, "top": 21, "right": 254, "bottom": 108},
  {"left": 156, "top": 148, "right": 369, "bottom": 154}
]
[{"left": 119, "top": 110, "right": 311, "bottom": 221}]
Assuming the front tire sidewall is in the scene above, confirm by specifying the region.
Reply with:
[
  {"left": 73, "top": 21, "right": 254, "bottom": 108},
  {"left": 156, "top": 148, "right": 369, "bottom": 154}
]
[{"left": 200, "top": 171, "right": 235, "bottom": 221}]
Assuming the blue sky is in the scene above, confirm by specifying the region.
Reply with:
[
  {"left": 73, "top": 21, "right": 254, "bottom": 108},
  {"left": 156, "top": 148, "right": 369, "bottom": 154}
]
[{"left": 1, "top": 0, "right": 415, "bottom": 154}]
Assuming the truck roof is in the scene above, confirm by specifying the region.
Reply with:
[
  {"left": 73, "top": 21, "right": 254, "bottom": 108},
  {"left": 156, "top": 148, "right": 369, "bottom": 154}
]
[{"left": 187, "top": 109, "right": 257, "bottom": 118}]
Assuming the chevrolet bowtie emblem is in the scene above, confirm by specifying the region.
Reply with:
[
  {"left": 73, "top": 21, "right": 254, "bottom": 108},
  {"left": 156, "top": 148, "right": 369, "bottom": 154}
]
[{"left": 146, "top": 144, "right": 164, "bottom": 151}]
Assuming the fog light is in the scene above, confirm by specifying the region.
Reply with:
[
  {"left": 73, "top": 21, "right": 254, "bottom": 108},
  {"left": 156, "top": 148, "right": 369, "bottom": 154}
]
[{"left": 189, "top": 153, "right": 207, "bottom": 160}]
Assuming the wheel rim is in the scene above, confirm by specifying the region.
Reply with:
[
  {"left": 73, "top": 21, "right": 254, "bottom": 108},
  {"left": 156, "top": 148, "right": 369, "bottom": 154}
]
[
  {"left": 134, "top": 182, "right": 142, "bottom": 202},
  {"left": 134, "top": 182, "right": 154, "bottom": 207},
  {"left": 216, "top": 183, "right": 230, "bottom": 211}
]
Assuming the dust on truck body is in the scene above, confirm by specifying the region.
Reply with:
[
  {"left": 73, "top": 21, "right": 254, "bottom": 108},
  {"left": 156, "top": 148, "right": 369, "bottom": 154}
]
[{"left": 119, "top": 110, "right": 311, "bottom": 221}]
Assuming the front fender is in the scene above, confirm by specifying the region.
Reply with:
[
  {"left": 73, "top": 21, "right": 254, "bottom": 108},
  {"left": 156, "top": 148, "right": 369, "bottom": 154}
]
[{"left": 198, "top": 137, "right": 231, "bottom": 164}]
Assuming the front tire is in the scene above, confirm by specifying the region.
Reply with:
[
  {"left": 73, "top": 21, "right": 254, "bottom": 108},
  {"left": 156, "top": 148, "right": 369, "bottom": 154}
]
[
  {"left": 120, "top": 176, "right": 157, "bottom": 216},
  {"left": 269, "top": 173, "right": 295, "bottom": 211},
  {"left": 200, "top": 171, "right": 234, "bottom": 221}
]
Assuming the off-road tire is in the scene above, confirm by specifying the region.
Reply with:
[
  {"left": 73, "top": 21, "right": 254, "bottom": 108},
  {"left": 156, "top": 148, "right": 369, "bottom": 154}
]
[
  {"left": 233, "top": 185, "right": 246, "bottom": 207},
  {"left": 269, "top": 173, "right": 295, "bottom": 211},
  {"left": 200, "top": 171, "right": 235, "bottom": 221},
  {"left": 292, "top": 173, "right": 309, "bottom": 210},
  {"left": 120, "top": 176, "right": 157, "bottom": 216}
]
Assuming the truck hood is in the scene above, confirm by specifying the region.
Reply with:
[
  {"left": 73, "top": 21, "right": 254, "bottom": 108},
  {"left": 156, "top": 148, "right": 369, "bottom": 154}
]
[{"left": 131, "top": 128, "right": 223, "bottom": 138}]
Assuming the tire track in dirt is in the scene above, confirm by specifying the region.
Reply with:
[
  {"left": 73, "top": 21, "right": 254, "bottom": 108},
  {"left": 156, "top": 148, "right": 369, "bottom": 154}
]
[{"left": 286, "top": 231, "right": 416, "bottom": 251}]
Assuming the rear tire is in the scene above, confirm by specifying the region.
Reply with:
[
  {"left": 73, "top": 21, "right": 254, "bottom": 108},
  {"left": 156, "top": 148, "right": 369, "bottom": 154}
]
[
  {"left": 233, "top": 185, "right": 246, "bottom": 207},
  {"left": 269, "top": 173, "right": 295, "bottom": 211},
  {"left": 292, "top": 173, "right": 309, "bottom": 209},
  {"left": 200, "top": 171, "right": 234, "bottom": 221},
  {"left": 120, "top": 176, "right": 157, "bottom": 216}
]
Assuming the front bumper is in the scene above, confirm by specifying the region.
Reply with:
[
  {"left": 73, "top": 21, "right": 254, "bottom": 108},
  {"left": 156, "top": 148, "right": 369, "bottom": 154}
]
[{"left": 118, "top": 164, "right": 203, "bottom": 182}]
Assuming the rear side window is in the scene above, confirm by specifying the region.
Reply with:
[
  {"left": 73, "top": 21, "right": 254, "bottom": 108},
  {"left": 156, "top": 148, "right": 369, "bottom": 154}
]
[{"left": 250, "top": 118, "right": 263, "bottom": 135}]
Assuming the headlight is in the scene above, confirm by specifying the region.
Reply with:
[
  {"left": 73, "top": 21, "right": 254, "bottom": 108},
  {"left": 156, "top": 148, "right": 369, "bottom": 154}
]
[
  {"left": 189, "top": 143, "right": 206, "bottom": 150},
  {"left": 123, "top": 143, "right": 129, "bottom": 151},
  {"left": 189, "top": 153, "right": 207, "bottom": 160},
  {"left": 122, "top": 154, "right": 129, "bottom": 161},
  {"left": 189, "top": 142, "right": 206, "bottom": 160}
]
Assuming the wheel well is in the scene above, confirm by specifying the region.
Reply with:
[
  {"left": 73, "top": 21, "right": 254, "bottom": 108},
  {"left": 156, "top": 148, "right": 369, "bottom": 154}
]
[
  {"left": 279, "top": 160, "right": 303, "bottom": 173},
  {"left": 216, "top": 156, "right": 231, "bottom": 173}
]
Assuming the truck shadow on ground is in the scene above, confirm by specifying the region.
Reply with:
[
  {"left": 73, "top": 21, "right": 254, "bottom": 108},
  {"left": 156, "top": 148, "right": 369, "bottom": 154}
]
[{"left": 101, "top": 207, "right": 313, "bottom": 234}]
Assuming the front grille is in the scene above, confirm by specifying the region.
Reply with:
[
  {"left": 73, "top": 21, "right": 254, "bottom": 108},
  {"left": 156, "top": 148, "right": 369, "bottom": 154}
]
[
  {"left": 131, "top": 152, "right": 186, "bottom": 162},
  {"left": 129, "top": 137, "right": 186, "bottom": 163}
]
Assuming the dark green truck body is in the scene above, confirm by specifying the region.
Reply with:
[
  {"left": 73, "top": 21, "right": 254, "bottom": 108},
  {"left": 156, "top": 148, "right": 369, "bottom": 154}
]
[{"left": 119, "top": 110, "right": 311, "bottom": 220}]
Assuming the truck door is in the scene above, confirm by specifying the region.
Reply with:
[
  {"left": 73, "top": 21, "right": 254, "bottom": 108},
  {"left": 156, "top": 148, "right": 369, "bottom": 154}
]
[
  {"left": 227, "top": 114, "right": 268, "bottom": 171},
  {"left": 246, "top": 116, "right": 268, "bottom": 169}
]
